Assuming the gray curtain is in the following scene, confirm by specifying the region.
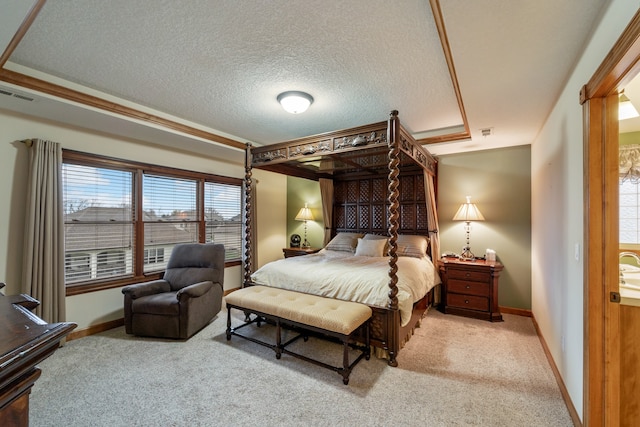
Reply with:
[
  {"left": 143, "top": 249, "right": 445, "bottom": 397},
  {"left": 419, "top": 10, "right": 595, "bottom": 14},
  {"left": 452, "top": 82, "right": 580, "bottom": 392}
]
[
  {"left": 21, "top": 139, "right": 65, "bottom": 323},
  {"left": 319, "top": 178, "right": 333, "bottom": 245},
  {"left": 424, "top": 171, "right": 440, "bottom": 273}
]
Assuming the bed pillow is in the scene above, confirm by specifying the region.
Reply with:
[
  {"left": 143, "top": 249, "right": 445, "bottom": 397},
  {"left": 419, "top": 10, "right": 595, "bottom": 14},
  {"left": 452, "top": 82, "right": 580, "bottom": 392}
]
[
  {"left": 396, "top": 234, "right": 429, "bottom": 258},
  {"left": 354, "top": 238, "right": 386, "bottom": 257},
  {"left": 325, "top": 232, "right": 363, "bottom": 252}
]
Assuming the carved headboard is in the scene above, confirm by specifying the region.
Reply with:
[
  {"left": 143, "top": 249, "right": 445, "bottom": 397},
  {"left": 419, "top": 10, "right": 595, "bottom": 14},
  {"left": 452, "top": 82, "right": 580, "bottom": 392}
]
[{"left": 333, "top": 171, "right": 429, "bottom": 237}]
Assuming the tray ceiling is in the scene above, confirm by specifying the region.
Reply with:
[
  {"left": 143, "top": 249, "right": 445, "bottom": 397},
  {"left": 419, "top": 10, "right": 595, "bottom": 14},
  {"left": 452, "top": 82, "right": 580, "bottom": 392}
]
[{"left": 0, "top": 0, "right": 609, "bottom": 160}]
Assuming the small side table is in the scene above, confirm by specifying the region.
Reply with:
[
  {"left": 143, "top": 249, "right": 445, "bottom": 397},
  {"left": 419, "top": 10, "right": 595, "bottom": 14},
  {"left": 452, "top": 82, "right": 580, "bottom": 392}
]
[
  {"left": 438, "top": 258, "right": 504, "bottom": 322},
  {"left": 282, "top": 247, "right": 320, "bottom": 258}
]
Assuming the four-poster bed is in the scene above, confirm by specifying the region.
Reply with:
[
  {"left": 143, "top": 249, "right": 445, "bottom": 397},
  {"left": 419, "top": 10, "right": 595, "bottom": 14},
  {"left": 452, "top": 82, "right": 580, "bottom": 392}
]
[{"left": 242, "top": 110, "right": 440, "bottom": 366}]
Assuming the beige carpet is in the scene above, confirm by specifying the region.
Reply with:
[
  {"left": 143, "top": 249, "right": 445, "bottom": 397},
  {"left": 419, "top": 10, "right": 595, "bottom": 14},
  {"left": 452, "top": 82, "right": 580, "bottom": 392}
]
[{"left": 29, "top": 306, "right": 573, "bottom": 426}]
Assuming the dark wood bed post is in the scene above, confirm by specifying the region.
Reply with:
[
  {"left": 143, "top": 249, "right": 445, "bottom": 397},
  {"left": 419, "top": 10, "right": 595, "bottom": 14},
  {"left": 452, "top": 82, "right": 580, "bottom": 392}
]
[
  {"left": 386, "top": 110, "right": 401, "bottom": 367},
  {"left": 244, "top": 143, "right": 253, "bottom": 286}
]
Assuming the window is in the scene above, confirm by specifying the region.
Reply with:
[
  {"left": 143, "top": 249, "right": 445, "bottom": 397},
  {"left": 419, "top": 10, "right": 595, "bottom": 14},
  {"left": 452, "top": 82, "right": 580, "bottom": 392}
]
[
  {"left": 143, "top": 174, "right": 198, "bottom": 272},
  {"left": 144, "top": 248, "right": 165, "bottom": 265},
  {"left": 205, "top": 182, "right": 243, "bottom": 261},
  {"left": 97, "top": 250, "right": 127, "bottom": 278},
  {"left": 620, "top": 179, "right": 640, "bottom": 243},
  {"left": 65, "top": 253, "right": 91, "bottom": 282},
  {"left": 63, "top": 163, "right": 134, "bottom": 284},
  {"left": 62, "top": 150, "right": 243, "bottom": 294}
]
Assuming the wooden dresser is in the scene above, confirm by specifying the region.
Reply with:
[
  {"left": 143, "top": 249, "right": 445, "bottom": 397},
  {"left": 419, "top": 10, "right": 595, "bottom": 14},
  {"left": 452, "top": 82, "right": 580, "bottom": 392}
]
[
  {"left": 438, "top": 258, "right": 504, "bottom": 322},
  {"left": 0, "top": 289, "right": 76, "bottom": 426},
  {"left": 282, "top": 247, "right": 320, "bottom": 258}
]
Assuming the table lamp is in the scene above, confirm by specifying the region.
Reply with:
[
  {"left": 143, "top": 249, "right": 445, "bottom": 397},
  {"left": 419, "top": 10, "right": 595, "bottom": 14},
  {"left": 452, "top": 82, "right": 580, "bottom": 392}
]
[
  {"left": 295, "top": 203, "right": 314, "bottom": 248},
  {"left": 452, "top": 196, "right": 485, "bottom": 260}
]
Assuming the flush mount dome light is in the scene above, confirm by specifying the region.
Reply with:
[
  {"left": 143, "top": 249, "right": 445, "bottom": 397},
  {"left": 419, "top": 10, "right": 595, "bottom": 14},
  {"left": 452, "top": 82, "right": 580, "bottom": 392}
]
[{"left": 277, "top": 91, "right": 314, "bottom": 114}]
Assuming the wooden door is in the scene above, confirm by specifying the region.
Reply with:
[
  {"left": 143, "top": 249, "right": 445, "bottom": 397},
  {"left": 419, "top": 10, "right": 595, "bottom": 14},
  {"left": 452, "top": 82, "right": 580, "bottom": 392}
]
[{"left": 583, "top": 12, "right": 640, "bottom": 426}]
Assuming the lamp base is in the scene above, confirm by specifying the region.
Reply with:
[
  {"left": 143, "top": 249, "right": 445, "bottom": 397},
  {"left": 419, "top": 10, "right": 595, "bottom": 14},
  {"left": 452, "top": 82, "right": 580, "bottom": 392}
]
[
  {"left": 458, "top": 246, "right": 476, "bottom": 261},
  {"left": 301, "top": 239, "right": 311, "bottom": 249}
]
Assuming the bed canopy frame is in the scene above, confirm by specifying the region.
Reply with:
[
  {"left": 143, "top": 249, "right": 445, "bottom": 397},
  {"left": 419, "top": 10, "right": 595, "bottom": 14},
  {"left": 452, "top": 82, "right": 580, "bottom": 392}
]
[{"left": 243, "top": 110, "right": 439, "bottom": 366}]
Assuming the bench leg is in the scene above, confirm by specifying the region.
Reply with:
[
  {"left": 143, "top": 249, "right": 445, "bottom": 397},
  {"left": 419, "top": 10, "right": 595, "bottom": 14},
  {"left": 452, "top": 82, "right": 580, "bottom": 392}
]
[
  {"left": 342, "top": 341, "right": 350, "bottom": 385},
  {"left": 365, "top": 321, "right": 371, "bottom": 360},
  {"left": 226, "top": 306, "right": 232, "bottom": 341},
  {"left": 275, "top": 319, "right": 282, "bottom": 359}
]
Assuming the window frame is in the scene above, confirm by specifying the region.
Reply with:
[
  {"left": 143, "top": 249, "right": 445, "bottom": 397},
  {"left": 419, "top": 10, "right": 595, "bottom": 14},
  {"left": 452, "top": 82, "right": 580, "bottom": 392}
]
[{"left": 63, "top": 150, "right": 243, "bottom": 296}]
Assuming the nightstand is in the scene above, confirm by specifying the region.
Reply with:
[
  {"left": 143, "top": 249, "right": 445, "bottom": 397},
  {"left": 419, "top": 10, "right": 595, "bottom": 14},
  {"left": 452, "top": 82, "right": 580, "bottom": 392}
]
[
  {"left": 438, "top": 258, "right": 504, "bottom": 322},
  {"left": 282, "top": 247, "right": 320, "bottom": 258}
]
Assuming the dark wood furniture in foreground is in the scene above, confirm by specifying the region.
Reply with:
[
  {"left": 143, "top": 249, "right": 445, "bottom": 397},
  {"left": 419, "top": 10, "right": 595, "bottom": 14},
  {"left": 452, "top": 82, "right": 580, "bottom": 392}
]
[
  {"left": 282, "top": 247, "right": 320, "bottom": 258},
  {"left": 438, "top": 258, "right": 504, "bottom": 322},
  {"left": 0, "top": 286, "right": 76, "bottom": 426}
]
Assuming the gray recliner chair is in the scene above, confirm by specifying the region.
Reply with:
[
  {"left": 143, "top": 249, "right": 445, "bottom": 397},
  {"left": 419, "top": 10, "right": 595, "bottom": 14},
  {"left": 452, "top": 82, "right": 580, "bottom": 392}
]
[{"left": 122, "top": 243, "right": 225, "bottom": 339}]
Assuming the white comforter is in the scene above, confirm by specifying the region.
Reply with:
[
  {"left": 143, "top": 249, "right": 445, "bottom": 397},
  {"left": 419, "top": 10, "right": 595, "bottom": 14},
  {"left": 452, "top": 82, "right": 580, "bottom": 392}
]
[{"left": 250, "top": 249, "right": 439, "bottom": 326}]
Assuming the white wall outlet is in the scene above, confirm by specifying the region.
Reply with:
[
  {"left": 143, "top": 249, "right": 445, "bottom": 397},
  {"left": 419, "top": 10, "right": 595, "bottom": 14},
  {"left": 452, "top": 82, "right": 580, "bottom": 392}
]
[{"left": 574, "top": 243, "right": 580, "bottom": 262}]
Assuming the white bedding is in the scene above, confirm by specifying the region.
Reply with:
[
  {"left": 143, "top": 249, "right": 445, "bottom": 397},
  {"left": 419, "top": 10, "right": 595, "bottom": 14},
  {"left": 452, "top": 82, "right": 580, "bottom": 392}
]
[{"left": 250, "top": 249, "right": 439, "bottom": 326}]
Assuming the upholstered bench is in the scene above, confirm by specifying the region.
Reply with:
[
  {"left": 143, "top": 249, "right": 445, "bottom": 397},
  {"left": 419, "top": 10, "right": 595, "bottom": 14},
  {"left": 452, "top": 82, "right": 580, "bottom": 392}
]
[{"left": 225, "top": 285, "right": 372, "bottom": 384}]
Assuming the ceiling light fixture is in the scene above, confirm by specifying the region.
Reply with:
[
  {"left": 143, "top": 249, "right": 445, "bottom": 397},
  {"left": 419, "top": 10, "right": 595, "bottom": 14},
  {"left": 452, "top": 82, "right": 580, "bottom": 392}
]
[
  {"left": 619, "top": 93, "right": 640, "bottom": 121},
  {"left": 277, "top": 91, "right": 314, "bottom": 114}
]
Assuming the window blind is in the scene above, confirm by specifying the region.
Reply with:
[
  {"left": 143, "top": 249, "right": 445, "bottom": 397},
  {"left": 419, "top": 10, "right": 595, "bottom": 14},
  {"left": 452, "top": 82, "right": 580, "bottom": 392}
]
[
  {"left": 62, "top": 163, "right": 134, "bottom": 283},
  {"left": 143, "top": 174, "right": 198, "bottom": 272},
  {"left": 204, "top": 181, "right": 242, "bottom": 261}
]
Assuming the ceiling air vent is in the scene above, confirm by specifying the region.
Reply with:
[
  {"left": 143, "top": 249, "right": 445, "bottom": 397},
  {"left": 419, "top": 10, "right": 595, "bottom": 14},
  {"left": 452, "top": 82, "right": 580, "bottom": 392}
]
[
  {"left": 0, "top": 87, "right": 35, "bottom": 102},
  {"left": 12, "top": 93, "right": 34, "bottom": 102}
]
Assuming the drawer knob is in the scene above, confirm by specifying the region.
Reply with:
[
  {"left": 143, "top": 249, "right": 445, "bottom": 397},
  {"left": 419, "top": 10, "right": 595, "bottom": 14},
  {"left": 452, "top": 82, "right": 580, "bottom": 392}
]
[
  {"left": 465, "top": 300, "right": 469, "bottom": 304},
  {"left": 465, "top": 273, "right": 470, "bottom": 277},
  {"left": 465, "top": 285, "right": 470, "bottom": 289}
]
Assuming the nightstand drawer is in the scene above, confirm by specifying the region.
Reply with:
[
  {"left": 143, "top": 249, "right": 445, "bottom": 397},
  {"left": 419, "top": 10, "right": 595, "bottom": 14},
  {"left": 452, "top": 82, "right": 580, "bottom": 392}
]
[
  {"left": 447, "top": 293, "right": 489, "bottom": 311},
  {"left": 446, "top": 269, "right": 490, "bottom": 283},
  {"left": 448, "top": 279, "right": 490, "bottom": 297}
]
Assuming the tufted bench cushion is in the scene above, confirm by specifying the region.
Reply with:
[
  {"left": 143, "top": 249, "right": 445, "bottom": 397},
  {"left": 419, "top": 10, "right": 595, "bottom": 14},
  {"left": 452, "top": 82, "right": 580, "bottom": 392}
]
[{"left": 225, "top": 285, "right": 372, "bottom": 336}]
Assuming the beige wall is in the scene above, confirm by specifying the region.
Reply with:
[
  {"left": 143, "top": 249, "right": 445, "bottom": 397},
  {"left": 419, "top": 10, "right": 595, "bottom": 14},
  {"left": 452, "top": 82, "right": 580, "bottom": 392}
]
[
  {"left": 254, "top": 170, "right": 288, "bottom": 266},
  {"left": 286, "top": 176, "right": 323, "bottom": 249},
  {"left": 0, "top": 108, "right": 288, "bottom": 330},
  {"left": 438, "top": 145, "right": 532, "bottom": 310},
  {"left": 531, "top": 0, "right": 638, "bottom": 420}
]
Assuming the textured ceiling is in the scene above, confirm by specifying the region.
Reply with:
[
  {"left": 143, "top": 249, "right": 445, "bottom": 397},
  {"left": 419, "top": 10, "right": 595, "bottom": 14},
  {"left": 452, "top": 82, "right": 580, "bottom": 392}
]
[{"left": 0, "top": 0, "right": 610, "bottom": 160}]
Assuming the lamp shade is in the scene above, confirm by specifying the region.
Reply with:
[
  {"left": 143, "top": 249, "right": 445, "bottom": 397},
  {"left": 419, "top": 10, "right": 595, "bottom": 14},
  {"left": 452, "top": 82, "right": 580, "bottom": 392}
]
[
  {"left": 295, "top": 203, "right": 314, "bottom": 221},
  {"left": 278, "top": 91, "right": 313, "bottom": 114},
  {"left": 452, "top": 196, "right": 485, "bottom": 221}
]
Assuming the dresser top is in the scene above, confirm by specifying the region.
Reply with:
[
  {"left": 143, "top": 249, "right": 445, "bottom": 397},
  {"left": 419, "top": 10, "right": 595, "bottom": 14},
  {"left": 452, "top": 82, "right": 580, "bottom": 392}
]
[{"left": 438, "top": 257, "right": 503, "bottom": 270}]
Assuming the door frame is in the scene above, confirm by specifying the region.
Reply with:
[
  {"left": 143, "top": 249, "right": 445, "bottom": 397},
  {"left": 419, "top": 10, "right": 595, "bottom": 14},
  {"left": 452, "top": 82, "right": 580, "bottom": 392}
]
[{"left": 581, "top": 10, "right": 640, "bottom": 426}]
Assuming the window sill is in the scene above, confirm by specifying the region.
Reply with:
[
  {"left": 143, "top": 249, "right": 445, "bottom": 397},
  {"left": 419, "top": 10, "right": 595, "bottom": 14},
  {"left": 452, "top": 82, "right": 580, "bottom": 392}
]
[{"left": 65, "top": 260, "right": 241, "bottom": 296}]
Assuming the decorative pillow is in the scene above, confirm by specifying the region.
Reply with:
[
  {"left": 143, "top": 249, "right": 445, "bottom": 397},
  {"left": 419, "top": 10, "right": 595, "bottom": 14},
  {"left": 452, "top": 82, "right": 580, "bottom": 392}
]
[
  {"left": 325, "top": 232, "right": 363, "bottom": 252},
  {"left": 362, "top": 233, "right": 389, "bottom": 255},
  {"left": 396, "top": 234, "right": 429, "bottom": 258},
  {"left": 355, "top": 238, "right": 386, "bottom": 257}
]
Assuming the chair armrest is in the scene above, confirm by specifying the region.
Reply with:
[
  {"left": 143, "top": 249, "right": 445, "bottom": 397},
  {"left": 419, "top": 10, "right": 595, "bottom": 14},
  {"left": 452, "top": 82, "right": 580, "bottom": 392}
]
[
  {"left": 122, "top": 280, "right": 171, "bottom": 299},
  {"left": 176, "top": 281, "right": 214, "bottom": 300}
]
